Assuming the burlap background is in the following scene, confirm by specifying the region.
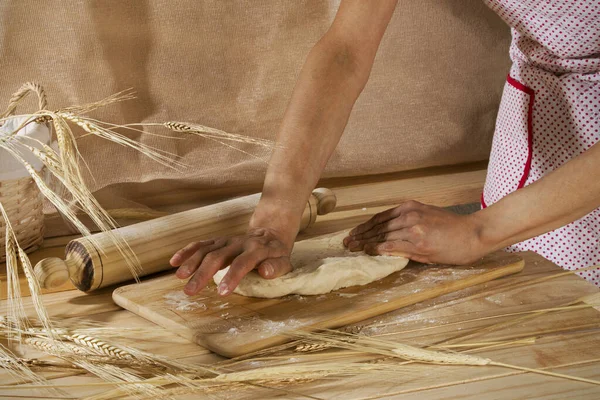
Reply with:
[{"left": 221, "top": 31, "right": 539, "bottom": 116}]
[{"left": 0, "top": 1, "right": 511, "bottom": 211}]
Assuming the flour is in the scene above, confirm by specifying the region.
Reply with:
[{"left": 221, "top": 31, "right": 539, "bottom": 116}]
[
  {"left": 227, "top": 327, "right": 239, "bottom": 335},
  {"left": 163, "top": 291, "right": 207, "bottom": 312}
]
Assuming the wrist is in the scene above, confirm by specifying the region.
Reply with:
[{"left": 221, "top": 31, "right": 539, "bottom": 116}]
[
  {"left": 468, "top": 207, "right": 513, "bottom": 256},
  {"left": 467, "top": 210, "right": 499, "bottom": 257},
  {"left": 249, "top": 203, "right": 302, "bottom": 246}
]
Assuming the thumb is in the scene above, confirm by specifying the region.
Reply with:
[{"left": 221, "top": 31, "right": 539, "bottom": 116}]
[{"left": 257, "top": 256, "right": 292, "bottom": 279}]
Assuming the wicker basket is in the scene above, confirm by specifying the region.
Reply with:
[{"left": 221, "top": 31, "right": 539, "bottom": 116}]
[
  {"left": 0, "top": 176, "right": 45, "bottom": 261},
  {"left": 0, "top": 82, "right": 48, "bottom": 262}
]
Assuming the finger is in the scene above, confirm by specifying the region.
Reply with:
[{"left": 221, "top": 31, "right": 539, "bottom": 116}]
[
  {"left": 175, "top": 241, "right": 224, "bottom": 279},
  {"left": 256, "top": 256, "right": 292, "bottom": 279},
  {"left": 347, "top": 229, "right": 411, "bottom": 252},
  {"left": 170, "top": 240, "right": 216, "bottom": 267},
  {"left": 364, "top": 239, "right": 418, "bottom": 258},
  {"left": 184, "top": 246, "right": 241, "bottom": 295},
  {"left": 216, "top": 248, "right": 269, "bottom": 296},
  {"left": 348, "top": 212, "right": 418, "bottom": 243},
  {"left": 349, "top": 206, "right": 402, "bottom": 236}
]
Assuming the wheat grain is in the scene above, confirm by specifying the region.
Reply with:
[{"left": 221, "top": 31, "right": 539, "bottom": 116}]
[
  {"left": 61, "top": 334, "right": 135, "bottom": 360},
  {"left": 164, "top": 121, "right": 274, "bottom": 147}
]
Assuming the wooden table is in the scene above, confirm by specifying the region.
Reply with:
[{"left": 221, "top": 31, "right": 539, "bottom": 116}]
[{"left": 2, "top": 164, "right": 600, "bottom": 399}]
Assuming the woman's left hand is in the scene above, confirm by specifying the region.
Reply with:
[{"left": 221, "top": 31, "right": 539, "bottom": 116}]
[{"left": 343, "top": 201, "right": 489, "bottom": 264}]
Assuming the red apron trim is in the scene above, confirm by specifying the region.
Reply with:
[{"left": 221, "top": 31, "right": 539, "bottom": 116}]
[
  {"left": 481, "top": 74, "right": 535, "bottom": 209},
  {"left": 507, "top": 74, "right": 535, "bottom": 190}
]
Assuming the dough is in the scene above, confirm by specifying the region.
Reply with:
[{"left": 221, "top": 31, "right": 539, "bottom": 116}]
[{"left": 213, "top": 232, "right": 409, "bottom": 298}]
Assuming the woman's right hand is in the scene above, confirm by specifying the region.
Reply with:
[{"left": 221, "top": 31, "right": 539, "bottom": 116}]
[{"left": 169, "top": 227, "right": 293, "bottom": 296}]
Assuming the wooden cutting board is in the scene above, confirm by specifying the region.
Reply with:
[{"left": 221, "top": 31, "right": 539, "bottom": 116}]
[{"left": 113, "top": 231, "right": 524, "bottom": 357}]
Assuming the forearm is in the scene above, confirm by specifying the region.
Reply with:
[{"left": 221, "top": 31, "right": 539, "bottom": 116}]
[
  {"left": 251, "top": 0, "right": 397, "bottom": 244},
  {"left": 475, "top": 142, "right": 600, "bottom": 252},
  {"left": 251, "top": 38, "right": 369, "bottom": 239}
]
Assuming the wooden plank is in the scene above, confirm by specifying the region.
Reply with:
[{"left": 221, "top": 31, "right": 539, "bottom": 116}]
[
  {"left": 1, "top": 251, "right": 599, "bottom": 399},
  {"left": 42, "top": 162, "right": 486, "bottom": 237},
  {"left": 331, "top": 168, "right": 485, "bottom": 211},
  {"left": 113, "top": 231, "right": 524, "bottom": 358},
  {"left": 129, "top": 162, "right": 487, "bottom": 210}
]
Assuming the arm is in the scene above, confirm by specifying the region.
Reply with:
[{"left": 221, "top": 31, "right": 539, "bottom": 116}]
[
  {"left": 477, "top": 141, "right": 600, "bottom": 252},
  {"left": 171, "top": 0, "right": 398, "bottom": 296},
  {"left": 345, "top": 141, "right": 600, "bottom": 265},
  {"left": 252, "top": 0, "right": 399, "bottom": 246}
]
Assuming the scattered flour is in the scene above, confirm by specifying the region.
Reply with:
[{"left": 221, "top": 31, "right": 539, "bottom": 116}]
[
  {"left": 257, "top": 319, "right": 303, "bottom": 336},
  {"left": 163, "top": 291, "right": 207, "bottom": 312},
  {"left": 227, "top": 327, "right": 239, "bottom": 335}
]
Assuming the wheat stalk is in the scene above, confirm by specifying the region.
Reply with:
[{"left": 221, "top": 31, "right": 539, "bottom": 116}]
[
  {"left": 59, "top": 88, "right": 136, "bottom": 115},
  {"left": 0, "top": 202, "right": 54, "bottom": 341},
  {"left": 291, "top": 329, "right": 600, "bottom": 385},
  {"left": 59, "top": 112, "right": 185, "bottom": 170},
  {"left": 1, "top": 82, "right": 47, "bottom": 119},
  {"left": 1, "top": 84, "right": 286, "bottom": 397},
  {"left": 2, "top": 126, "right": 144, "bottom": 280},
  {"left": 164, "top": 121, "right": 274, "bottom": 147},
  {"left": 295, "top": 325, "right": 364, "bottom": 352}
]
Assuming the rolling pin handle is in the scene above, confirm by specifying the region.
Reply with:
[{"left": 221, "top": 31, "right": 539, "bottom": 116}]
[
  {"left": 34, "top": 257, "right": 69, "bottom": 289},
  {"left": 312, "top": 188, "right": 336, "bottom": 215}
]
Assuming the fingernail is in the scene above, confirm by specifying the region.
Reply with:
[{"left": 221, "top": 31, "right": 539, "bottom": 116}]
[
  {"left": 170, "top": 255, "right": 181, "bottom": 265},
  {"left": 218, "top": 282, "right": 231, "bottom": 296},
  {"left": 264, "top": 264, "right": 274, "bottom": 278},
  {"left": 176, "top": 266, "right": 189, "bottom": 278},
  {"left": 348, "top": 241, "right": 358, "bottom": 248},
  {"left": 185, "top": 281, "right": 197, "bottom": 294}
]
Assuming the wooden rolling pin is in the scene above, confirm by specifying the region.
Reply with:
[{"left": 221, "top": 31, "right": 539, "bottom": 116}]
[{"left": 34, "top": 188, "right": 336, "bottom": 292}]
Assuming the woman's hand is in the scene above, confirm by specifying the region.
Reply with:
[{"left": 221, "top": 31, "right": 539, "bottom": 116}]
[
  {"left": 343, "top": 201, "right": 488, "bottom": 265},
  {"left": 170, "top": 227, "right": 293, "bottom": 296}
]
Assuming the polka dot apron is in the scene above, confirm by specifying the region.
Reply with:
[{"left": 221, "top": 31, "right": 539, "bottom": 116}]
[{"left": 481, "top": 1, "right": 600, "bottom": 285}]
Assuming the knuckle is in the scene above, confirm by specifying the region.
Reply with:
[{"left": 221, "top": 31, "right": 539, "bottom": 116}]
[
  {"left": 405, "top": 211, "right": 421, "bottom": 223},
  {"left": 228, "top": 264, "right": 250, "bottom": 280},
  {"left": 414, "top": 240, "right": 430, "bottom": 253},
  {"left": 244, "top": 240, "right": 260, "bottom": 251},
  {"left": 376, "top": 212, "right": 389, "bottom": 223},
  {"left": 182, "top": 243, "right": 198, "bottom": 252},
  {"left": 374, "top": 223, "right": 385, "bottom": 234},
  {"left": 354, "top": 224, "right": 366, "bottom": 234},
  {"left": 246, "top": 239, "right": 268, "bottom": 252},
  {"left": 230, "top": 255, "right": 255, "bottom": 272},
  {"left": 409, "top": 224, "right": 425, "bottom": 237},
  {"left": 404, "top": 200, "right": 422, "bottom": 209},
  {"left": 203, "top": 252, "right": 225, "bottom": 265},
  {"left": 353, "top": 233, "right": 365, "bottom": 241},
  {"left": 267, "top": 247, "right": 287, "bottom": 259},
  {"left": 191, "top": 269, "right": 209, "bottom": 283}
]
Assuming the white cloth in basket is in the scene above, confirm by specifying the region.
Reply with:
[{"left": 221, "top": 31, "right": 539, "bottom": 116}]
[{"left": 0, "top": 116, "right": 50, "bottom": 181}]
